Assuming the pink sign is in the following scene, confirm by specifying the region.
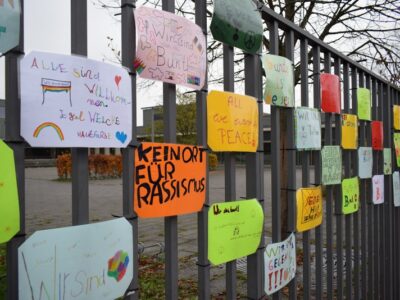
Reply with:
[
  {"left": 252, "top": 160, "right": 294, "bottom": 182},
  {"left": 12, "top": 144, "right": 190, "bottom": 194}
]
[
  {"left": 372, "top": 175, "right": 384, "bottom": 204},
  {"left": 320, "top": 73, "right": 340, "bottom": 113},
  {"left": 134, "top": 6, "right": 206, "bottom": 90}
]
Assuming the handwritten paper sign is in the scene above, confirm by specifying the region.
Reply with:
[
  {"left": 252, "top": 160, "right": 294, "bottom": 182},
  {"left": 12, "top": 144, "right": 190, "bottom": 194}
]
[
  {"left": 296, "top": 187, "right": 322, "bottom": 232},
  {"left": 134, "top": 6, "right": 206, "bottom": 90},
  {"left": 134, "top": 142, "right": 206, "bottom": 218},
  {"left": 208, "top": 199, "right": 263, "bottom": 265},
  {"left": 320, "top": 73, "right": 340, "bottom": 113},
  {"left": 342, "top": 177, "right": 359, "bottom": 214},
  {"left": 358, "top": 147, "right": 373, "bottom": 179},
  {"left": 384, "top": 148, "right": 392, "bottom": 175},
  {"left": 321, "top": 146, "right": 342, "bottom": 185},
  {"left": 357, "top": 88, "right": 371, "bottom": 121},
  {"left": 20, "top": 51, "right": 132, "bottom": 148},
  {"left": 210, "top": 0, "right": 262, "bottom": 54},
  {"left": 264, "top": 233, "right": 296, "bottom": 295},
  {"left": 372, "top": 175, "right": 384, "bottom": 205},
  {"left": 18, "top": 218, "right": 133, "bottom": 300},
  {"left": 393, "top": 105, "right": 400, "bottom": 130},
  {"left": 394, "top": 133, "right": 400, "bottom": 167},
  {"left": 0, "top": 0, "right": 20, "bottom": 54},
  {"left": 341, "top": 114, "right": 358, "bottom": 149},
  {"left": 207, "top": 90, "right": 258, "bottom": 152},
  {"left": 393, "top": 172, "right": 400, "bottom": 207},
  {"left": 371, "top": 121, "right": 383, "bottom": 150},
  {"left": 0, "top": 140, "right": 19, "bottom": 243},
  {"left": 295, "top": 107, "right": 321, "bottom": 150},
  {"left": 262, "top": 54, "right": 294, "bottom": 107}
]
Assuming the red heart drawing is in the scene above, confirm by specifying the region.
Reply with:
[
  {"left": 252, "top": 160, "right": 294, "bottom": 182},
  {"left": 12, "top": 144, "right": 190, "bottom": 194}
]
[{"left": 115, "top": 75, "right": 122, "bottom": 89}]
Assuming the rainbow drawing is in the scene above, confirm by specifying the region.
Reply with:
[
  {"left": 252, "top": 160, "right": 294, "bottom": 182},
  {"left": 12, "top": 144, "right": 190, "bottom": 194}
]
[
  {"left": 107, "top": 250, "right": 130, "bottom": 282},
  {"left": 33, "top": 122, "right": 65, "bottom": 141},
  {"left": 41, "top": 78, "right": 72, "bottom": 106},
  {"left": 133, "top": 57, "right": 146, "bottom": 74}
]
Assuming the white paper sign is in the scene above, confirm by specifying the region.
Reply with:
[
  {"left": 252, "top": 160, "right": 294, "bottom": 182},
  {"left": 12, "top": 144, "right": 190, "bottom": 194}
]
[
  {"left": 372, "top": 175, "right": 384, "bottom": 205},
  {"left": 393, "top": 171, "right": 400, "bottom": 207},
  {"left": 358, "top": 147, "right": 373, "bottom": 179},
  {"left": 295, "top": 107, "right": 321, "bottom": 150},
  {"left": 264, "top": 233, "right": 296, "bottom": 295},
  {"left": 18, "top": 218, "right": 133, "bottom": 300},
  {"left": 21, "top": 51, "right": 132, "bottom": 147}
]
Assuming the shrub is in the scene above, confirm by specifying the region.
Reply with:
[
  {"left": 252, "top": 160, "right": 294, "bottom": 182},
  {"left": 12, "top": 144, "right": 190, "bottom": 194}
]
[{"left": 209, "top": 153, "right": 218, "bottom": 171}]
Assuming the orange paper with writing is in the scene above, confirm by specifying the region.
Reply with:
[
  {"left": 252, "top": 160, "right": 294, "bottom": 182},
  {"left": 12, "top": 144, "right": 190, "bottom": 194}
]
[
  {"left": 394, "top": 105, "right": 400, "bottom": 130},
  {"left": 207, "top": 90, "right": 258, "bottom": 152},
  {"left": 134, "top": 142, "right": 206, "bottom": 218}
]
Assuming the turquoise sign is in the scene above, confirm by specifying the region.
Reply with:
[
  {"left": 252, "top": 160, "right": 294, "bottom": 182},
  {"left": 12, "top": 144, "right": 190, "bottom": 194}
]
[{"left": 0, "top": 0, "right": 20, "bottom": 54}]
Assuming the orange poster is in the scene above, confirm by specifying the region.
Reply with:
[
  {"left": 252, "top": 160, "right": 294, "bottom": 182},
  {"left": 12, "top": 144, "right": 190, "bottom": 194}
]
[{"left": 134, "top": 142, "right": 206, "bottom": 218}]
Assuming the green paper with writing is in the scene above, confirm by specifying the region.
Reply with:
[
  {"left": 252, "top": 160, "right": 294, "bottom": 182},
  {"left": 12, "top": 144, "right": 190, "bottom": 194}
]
[
  {"left": 394, "top": 133, "right": 400, "bottom": 167},
  {"left": 0, "top": 140, "right": 20, "bottom": 243},
  {"left": 384, "top": 148, "right": 392, "bottom": 175},
  {"left": 210, "top": 0, "right": 263, "bottom": 54},
  {"left": 342, "top": 177, "right": 359, "bottom": 214},
  {"left": 357, "top": 88, "right": 371, "bottom": 121},
  {"left": 208, "top": 199, "right": 263, "bottom": 265},
  {"left": 321, "top": 146, "right": 342, "bottom": 185}
]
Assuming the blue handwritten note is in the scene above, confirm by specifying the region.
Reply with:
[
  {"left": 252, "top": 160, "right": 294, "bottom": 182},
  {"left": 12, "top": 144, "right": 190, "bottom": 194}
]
[{"left": 295, "top": 107, "right": 321, "bottom": 150}]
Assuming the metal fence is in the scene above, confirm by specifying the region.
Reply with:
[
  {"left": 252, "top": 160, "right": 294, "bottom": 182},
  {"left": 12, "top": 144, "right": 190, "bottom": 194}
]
[{"left": 4, "top": 0, "right": 400, "bottom": 299}]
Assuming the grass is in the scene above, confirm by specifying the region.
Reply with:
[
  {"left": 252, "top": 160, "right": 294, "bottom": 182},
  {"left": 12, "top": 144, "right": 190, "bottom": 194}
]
[{"left": 0, "top": 244, "right": 6, "bottom": 300}]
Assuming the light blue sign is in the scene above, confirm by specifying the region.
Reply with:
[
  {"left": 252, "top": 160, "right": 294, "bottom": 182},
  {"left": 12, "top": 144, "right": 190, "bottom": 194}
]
[
  {"left": 0, "top": 0, "right": 20, "bottom": 54},
  {"left": 358, "top": 147, "right": 373, "bottom": 179}
]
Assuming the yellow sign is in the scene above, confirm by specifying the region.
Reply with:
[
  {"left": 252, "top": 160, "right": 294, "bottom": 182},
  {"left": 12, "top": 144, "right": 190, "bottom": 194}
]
[
  {"left": 207, "top": 90, "right": 258, "bottom": 152},
  {"left": 341, "top": 114, "right": 358, "bottom": 149},
  {"left": 296, "top": 186, "right": 322, "bottom": 232},
  {"left": 393, "top": 105, "right": 400, "bottom": 130}
]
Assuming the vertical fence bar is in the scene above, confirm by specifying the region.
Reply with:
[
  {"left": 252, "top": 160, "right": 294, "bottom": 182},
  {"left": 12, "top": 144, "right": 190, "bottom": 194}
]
[
  {"left": 71, "top": 0, "right": 89, "bottom": 226},
  {"left": 334, "top": 56, "right": 343, "bottom": 300},
  {"left": 223, "top": 43, "right": 237, "bottom": 298},
  {"left": 5, "top": 1, "right": 25, "bottom": 299},
  {"left": 121, "top": 0, "right": 138, "bottom": 298},
  {"left": 313, "top": 45, "right": 323, "bottom": 300}
]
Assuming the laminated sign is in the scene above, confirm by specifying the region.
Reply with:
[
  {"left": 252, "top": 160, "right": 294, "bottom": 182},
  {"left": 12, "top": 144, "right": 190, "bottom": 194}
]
[
  {"left": 296, "top": 186, "right": 322, "bottom": 232},
  {"left": 358, "top": 147, "right": 373, "bottom": 179},
  {"left": 320, "top": 73, "right": 341, "bottom": 114},
  {"left": 208, "top": 199, "right": 263, "bottom": 265},
  {"left": 20, "top": 51, "right": 132, "bottom": 148},
  {"left": 264, "top": 233, "right": 296, "bottom": 295},
  {"left": 393, "top": 105, "right": 400, "bottom": 130},
  {"left": 207, "top": 90, "right": 258, "bottom": 152},
  {"left": 321, "top": 146, "right": 342, "bottom": 185},
  {"left": 342, "top": 177, "right": 359, "bottom": 214},
  {"left": 372, "top": 175, "right": 384, "bottom": 205},
  {"left": 134, "top": 6, "right": 206, "bottom": 90},
  {"left": 357, "top": 88, "right": 371, "bottom": 121},
  {"left": 18, "top": 218, "right": 133, "bottom": 300},
  {"left": 262, "top": 54, "right": 294, "bottom": 107},
  {"left": 0, "top": 140, "right": 20, "bottom": 243},
  {"left": 294, "top": 107, "right": 321, "bottom": 150},
  {"left": 341, "top": 114, "right": 358, "bottom": 149},
  {"left": 0, "top": 0, "right": 20, "bottom": 54},
  {"left": 393, "top": 172, "right": 400, "bottom": 207},
  {"left": 383, "top": 148, "right": 392, "bottom": 175},
  {"left": 371, "top": 121, "right": 383, "bottom": 150},
  {"left": 394, "top": 133, "right": 400, "bottom": 167},
  {"left": 210, "top": 0, "right": 263, "bottom": 54},
  {"left": 134, "top": 142, "right": 206, "bottom": 218}
]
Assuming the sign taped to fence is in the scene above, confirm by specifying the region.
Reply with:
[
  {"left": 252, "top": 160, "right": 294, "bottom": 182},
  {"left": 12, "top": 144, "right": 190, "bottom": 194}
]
[
  {"left": 384, "top": 148, "right": 392, "bottom": 175},
  {"left": 210, "top": 0, "right": 262, "bottom": 54},
  {"left": 262, "top": 54, "right": 294, "bottom": 107},
  {"left": 393, "top": 171, "right": 400, "bottom": 207},
  {"left": 294, "top": 107, "right": 321, "bottom": 150},
  {"left": 296, "top": 186, "right": 322, "bottom": 232},
  {"left": 0, "top": 140, "right": 19, "bottom": 243},
  {"left": 18, "top": 218, "right": 133, "bottom": 300},
  {"left": 134, "top": 6, "right": 206, "bottom": 90},
  {"left": 208, "top": 199, "right": 263, "bottom": 265},
  {"left": 0, "top": 0, "right": 20, "bottom": 54},
  {"left": 393, "top": 105, "right": 400, "bottom": 130},
  {"left": 207, "top": 90, "right": 258, "bottom": 152},
  {"left": 394, "top": 133, "right": 400, "bottom": 167},
  {"left": 20, "top": 51, "right": 132, "bottom": 148},
  {"left": 358, "top": 147, "right": 373, "bottom": 179},
  {"left": 264, "top": 233, "right": 296, "bottom": 295},
  {"left": 320, "top": 73, "right": 340, "bottom": 114},
  {"left": 134, "top": 142, "right": 206, "bottom": 218},
  {"left": 321, "top": 146, "right": 342, "bottom": 185},
  {"left": 372, "top": 174, "right": 384, "bottom": 205},
  {"left": 372, "top": 121, "right": 383, "bottom": 150},
  {"left": 341, "top": 114, "right": 358, "bottom": 149},
  {"left": 342, "top": 177, "right": 359, "bottom": 214},
  {"left": 357, "top": 88, "right": 371, "bottom": 121}
]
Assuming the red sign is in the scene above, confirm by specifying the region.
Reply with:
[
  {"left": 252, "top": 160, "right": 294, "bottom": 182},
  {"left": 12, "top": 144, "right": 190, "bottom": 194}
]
[
  {"left": 320, "top": 73, "right": 341, "bottom": 113},
  {"left": 372, "top": 121, "right": 383, "bottom": 150}
]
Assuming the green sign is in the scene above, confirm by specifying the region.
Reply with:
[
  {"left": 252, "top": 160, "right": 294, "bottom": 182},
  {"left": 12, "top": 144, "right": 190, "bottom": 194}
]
[
  {"left": 383, "top": 148, "right": 392, "bottom": 175},
  {"left": 208, "top": 199, "right": 263, "bottom": 265},
  {"left": 357, "top": 88, "right": 371, "bottom": 121},
  {"left": 210, "top": 0, "right": 263, "bottom": 54},
  {"left": 321, "top": 146, "right": 342, "bottom": 185},
  {"left": 342, "top": 177, "right": 359, "bottom": 214},
  {"left": 394, "top": 133, "right": 400, "bottom": 167}
]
